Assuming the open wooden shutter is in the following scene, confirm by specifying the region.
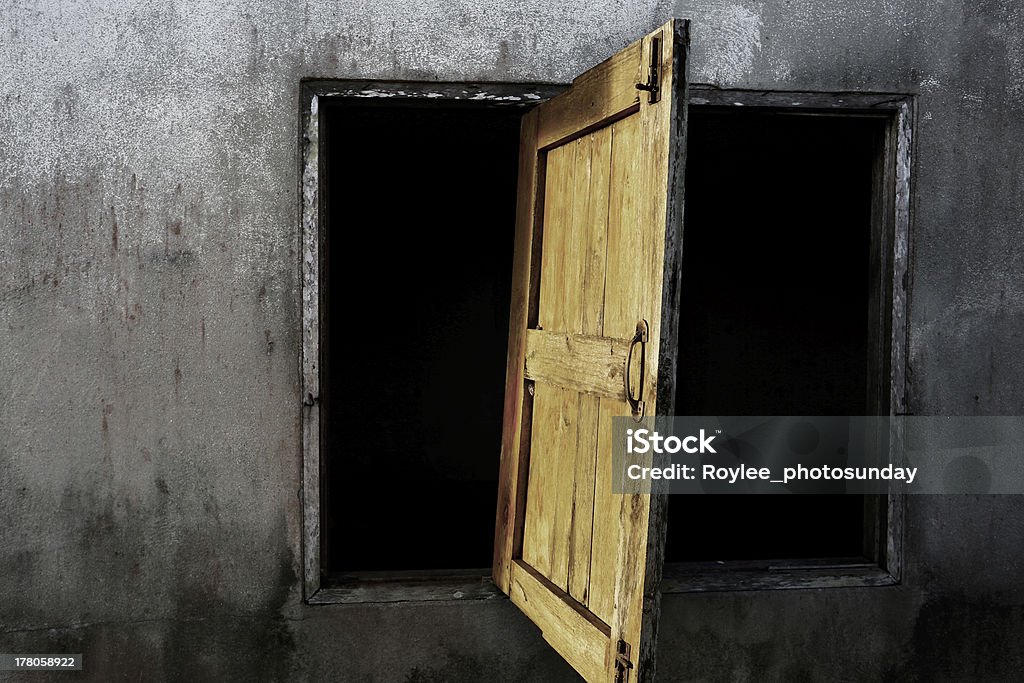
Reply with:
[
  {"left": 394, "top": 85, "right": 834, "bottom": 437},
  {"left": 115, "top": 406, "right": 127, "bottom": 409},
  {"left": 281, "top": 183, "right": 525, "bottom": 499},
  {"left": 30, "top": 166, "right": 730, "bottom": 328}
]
[{"left": 493, "top": 19, "right": 688, "bottom": 683}]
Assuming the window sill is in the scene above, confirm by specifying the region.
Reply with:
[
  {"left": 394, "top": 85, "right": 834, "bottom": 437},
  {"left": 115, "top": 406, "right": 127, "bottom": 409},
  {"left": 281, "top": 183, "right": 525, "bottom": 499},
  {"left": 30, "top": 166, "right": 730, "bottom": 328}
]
[
  {"left": 660, "top": 558, "right": 898, "bottom": 593},
  {"left": 308, "top": 570, "right": 503, "bottom": 605}
]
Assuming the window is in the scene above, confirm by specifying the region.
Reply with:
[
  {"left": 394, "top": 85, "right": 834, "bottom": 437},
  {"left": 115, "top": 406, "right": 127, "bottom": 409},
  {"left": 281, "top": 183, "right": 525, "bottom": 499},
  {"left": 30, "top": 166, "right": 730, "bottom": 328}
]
[
  {"left": 300, "top": 19, "right": 913, "bottom": 682},
  {"left": 299, "top": 81, "right": 564, "bottom": 602},
  {"left": 321, "top": 102, "right": 519, "bottom": 576},
  {"left": 660, "top": 91, "right": 911, "bottom": 593},
  {"left": 663, "top": 107, "right": 898, "bottom": 579}
]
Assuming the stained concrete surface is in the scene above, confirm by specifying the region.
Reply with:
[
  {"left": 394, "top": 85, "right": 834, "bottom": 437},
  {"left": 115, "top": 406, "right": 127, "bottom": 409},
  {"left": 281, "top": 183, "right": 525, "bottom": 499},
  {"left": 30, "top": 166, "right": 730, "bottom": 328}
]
[{"left": 2, "top": 0, "right": 1023, "bottom": 680}]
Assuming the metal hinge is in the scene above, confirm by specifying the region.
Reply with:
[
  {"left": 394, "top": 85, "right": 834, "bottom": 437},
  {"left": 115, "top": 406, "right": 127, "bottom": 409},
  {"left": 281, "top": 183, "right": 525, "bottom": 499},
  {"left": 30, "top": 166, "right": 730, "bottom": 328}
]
[
  {"left": 614, "top": 639, "right": 634, "bottom": 683},
  {"left": 635, "top": 34, "right": 662, "bottom": 104}
]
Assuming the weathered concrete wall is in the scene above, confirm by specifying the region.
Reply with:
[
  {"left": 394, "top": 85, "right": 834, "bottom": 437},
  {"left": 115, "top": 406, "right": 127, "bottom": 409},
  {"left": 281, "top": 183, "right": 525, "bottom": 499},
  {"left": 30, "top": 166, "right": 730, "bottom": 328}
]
[
  {"left": 657, "top": 2, "right": 1024, "bottom": 681},
  {"left": 1, "top": 0, "right": 1022, "bottom": 680}
]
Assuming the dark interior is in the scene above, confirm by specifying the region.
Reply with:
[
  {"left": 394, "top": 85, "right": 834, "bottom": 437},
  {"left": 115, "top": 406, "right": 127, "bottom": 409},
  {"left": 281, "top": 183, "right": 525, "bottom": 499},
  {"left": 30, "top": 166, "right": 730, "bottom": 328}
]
[
  {"left": 665, "top": 110, "right": 885, "bottom": 562},
  {"left": 321, "top": 102, "right": 522, "bottom": 574},
  {"left": 322, "top": 101, "right": 886, "bottom": 574}
]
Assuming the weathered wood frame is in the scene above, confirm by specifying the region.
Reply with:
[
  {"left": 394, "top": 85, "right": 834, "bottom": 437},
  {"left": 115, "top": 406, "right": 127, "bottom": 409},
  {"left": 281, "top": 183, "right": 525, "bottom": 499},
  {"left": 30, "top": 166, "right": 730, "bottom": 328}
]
[
  {"left": 298, "top": 79, "right": 564, "bottom": 605},
  {"left": 300, "top": 82, "right": 913, "bottom": 604},
  {"left": 661, "top": 87, "right": 915, "bottom": 593},
  {"left": 492, "top": 21, "right": 690, "bottom": 683}
]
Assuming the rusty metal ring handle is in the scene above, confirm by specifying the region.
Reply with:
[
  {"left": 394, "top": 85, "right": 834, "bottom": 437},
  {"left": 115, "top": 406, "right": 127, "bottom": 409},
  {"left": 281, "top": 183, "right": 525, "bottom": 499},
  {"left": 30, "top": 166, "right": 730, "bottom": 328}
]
[{"left": 624, "top": 319, "right": 650, "bottom": 423}]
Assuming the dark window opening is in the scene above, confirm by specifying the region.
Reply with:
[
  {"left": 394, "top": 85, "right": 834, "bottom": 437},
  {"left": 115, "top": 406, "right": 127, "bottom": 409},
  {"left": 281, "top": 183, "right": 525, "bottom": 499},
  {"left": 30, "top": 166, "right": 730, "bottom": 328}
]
[
  {"left": 666, "top": 110, "right": 886, "bottom": 563},
  {"left": 318, "top": 98, "right": 891, "bottom": 577},
  {"left": 320, "top": 102, "right": 523, "bottom": 576}
]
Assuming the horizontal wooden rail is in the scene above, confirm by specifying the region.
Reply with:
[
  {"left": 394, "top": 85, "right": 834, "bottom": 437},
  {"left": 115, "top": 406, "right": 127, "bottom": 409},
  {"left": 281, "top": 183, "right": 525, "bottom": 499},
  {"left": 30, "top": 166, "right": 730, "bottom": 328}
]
[{"left": 524, "top": 328, "right": 632, "bottom": 399}]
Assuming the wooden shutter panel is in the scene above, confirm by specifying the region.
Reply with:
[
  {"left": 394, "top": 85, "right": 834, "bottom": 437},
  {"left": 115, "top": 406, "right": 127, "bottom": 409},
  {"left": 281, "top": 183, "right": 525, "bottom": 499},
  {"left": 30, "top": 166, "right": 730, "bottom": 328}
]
[{"left": 493, "top": 19, "right": 689, "bottom": 683}]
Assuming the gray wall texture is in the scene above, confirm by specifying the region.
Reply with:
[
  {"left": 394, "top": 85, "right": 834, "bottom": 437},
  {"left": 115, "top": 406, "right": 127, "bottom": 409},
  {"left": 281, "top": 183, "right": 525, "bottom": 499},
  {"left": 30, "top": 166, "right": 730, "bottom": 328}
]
[{"left": 1, "top": 0, "right": 1023, "bottom": 680}]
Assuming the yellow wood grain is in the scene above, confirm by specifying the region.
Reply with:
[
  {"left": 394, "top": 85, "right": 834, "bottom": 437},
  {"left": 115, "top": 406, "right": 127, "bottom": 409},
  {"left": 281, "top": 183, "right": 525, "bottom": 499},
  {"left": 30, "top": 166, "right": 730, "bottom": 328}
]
[
  {"left": 609, "top": 23, "right": 677, "bottom": 675},
  {"left": 495, "top": 19, "right": 686, "bottom": 683},
  {"left": 536, "top": 41, "right": 643, "bottom": 150},
  {"left": 493, "top": 109, "right": 540, "bottom": 593},
  {"left": 581, "top": 128, "right": 612, "bottom": 336},
  {"left": 590, "top": 103, "right": 657, "bottom": 625},
  {"left": 569, "top": 392, "right": 600, "bottom": 603},
  {"left": 523, "top": 141, "right": 583, "bottom": 591},
  {"left": 509, "top": 559, "right": 610, "bottom": 683},
  {"left": 523, "top": 329, "right": 629, "bottom": 399},
  {"left": 584, "top": 396, "right": 615, "bottom": 626},
  {"left": 522, "top": 382, "right": 577, "bottom": 589},
  {"left": 537, "top": 142, "right": 583, "bottom": 333},
  {"left": 567, "top": 128, "right": 612, "bottom": 605}
]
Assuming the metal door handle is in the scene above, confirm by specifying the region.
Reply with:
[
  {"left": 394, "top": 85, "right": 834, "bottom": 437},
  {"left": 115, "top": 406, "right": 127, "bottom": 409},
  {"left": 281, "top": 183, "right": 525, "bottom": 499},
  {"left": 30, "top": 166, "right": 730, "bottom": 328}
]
[{"left": 624, "top": 319, "right": 649, "bottom": 423}]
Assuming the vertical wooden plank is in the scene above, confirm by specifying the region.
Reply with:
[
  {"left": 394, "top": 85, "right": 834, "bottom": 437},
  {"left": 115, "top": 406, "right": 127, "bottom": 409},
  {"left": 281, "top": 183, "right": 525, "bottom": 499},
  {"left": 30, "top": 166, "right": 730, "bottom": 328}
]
[
  {"left": 886, "top": 99, "right": 914, "bottom": 583},
  {"left": 587, "top": 396, "right": 617, "bottom": 625},
  {"left": 602, "top": 113, "right": 645, "bottom": 342},
  {"left": 580, "top": 129, "right": 611, "bottom": 336},
  {"left": 588, "top": 113, "right": 645, "bottom": 627},
  {"left": 568, "top": 128, "right": 611, "bottom": 605},
  {"left": 523, "top": 383, "right": 577, "bottom": 588},
  {"left": 568, "top": 393, "right": 600, "bottom": 602},
  {"left": 523, "top": 142, "right": 582, "bottom": 591},
  {"left": 653, "top": 22, "right": 691, "bottom": 422},
  {"left": 609, "top": 23, "right": 684, "bottom": 683},
  {"left": 537, "top": 142, "right": 582, "bottom": 333},
  {"left": 301, "top": 92, "right": 322, "bottom": 601},
  {"left": 564, "top": 134, "right": 596, "bottom": 600},
  {"left": 493, "top": 110, "right": 541, "bottom": 593}
]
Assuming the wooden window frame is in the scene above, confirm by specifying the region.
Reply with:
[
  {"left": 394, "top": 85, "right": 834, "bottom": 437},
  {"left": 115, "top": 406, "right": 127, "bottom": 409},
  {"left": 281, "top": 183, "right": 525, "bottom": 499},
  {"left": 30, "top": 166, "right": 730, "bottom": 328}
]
[
  {"left": 299, "top": 82, "right": 913, "bottom": 604},
  {"left": 298, "top": 79, "right": 565, "bottom": 605},
  {"left": 661, "top": 87, "right": 915, "bottom": 594}
]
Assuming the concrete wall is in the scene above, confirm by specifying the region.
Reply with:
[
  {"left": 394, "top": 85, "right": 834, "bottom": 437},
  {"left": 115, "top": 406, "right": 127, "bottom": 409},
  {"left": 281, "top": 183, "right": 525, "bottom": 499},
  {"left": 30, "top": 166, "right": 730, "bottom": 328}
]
[{"left": 1, "top": 0, "right": 1022, "bottom": 680}]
